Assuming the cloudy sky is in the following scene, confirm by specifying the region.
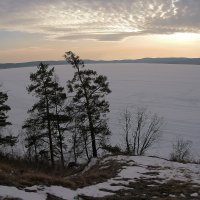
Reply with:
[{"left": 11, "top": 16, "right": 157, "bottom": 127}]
[{"left": 0, "top": 0, "right": 200, "bottom": 63}]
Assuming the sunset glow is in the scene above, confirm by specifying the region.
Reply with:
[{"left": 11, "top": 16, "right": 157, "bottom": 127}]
[{"left": 0, "top": 0, "right": 200, "bottom": 63}]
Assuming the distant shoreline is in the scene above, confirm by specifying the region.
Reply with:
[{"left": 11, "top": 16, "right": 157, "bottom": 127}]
[{"left": 1, "top": 57, "right": 200, "bottom": 69}]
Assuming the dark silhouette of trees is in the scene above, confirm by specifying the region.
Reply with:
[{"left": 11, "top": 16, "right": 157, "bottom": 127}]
[
  {"left": 0, "top": 86, "right": 17, "bottom": 148},
  {"left": 64, "top": 51, "right": 111, "bottom": 158},
  {"left": 0, "top": 87, "right": 11, "bottom": 129},
  {"left": 26, "top": 63, "right": 68, "bottom": 168},
  {"left": 23, "top": 114, "right": 45, "bottom": 162},
  {"left": 51, "top": 76, "right": 69, "bottom": 168}
]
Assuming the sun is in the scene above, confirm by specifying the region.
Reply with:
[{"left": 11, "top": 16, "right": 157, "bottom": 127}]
[
  {"left": 156, "top": 32, "right": 200, "bottom": 44},
  {"left": 172, "top": 33, "right": 200, "bottom": 42}
]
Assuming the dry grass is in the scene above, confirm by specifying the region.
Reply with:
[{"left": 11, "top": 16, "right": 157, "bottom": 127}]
[
  {"left": 0, "top": 156, "right": 127, "bottom": 190},
  {"left": 0, "top": 160, "right": 75, "bottom": 188},
  {"left": 69, "top": 158, "right": 130, "bottom": 189}
]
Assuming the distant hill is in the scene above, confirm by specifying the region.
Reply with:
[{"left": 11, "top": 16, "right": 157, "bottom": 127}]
[{"left": 0, "top": 58, "right": 200, "bottom": 69}]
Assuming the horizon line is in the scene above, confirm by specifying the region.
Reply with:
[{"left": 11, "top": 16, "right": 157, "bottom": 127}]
[{"left": 1, "top": 57, "right": 200, "bottom": 65}]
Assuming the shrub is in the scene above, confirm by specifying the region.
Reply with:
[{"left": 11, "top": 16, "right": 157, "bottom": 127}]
[
  {"left": 102, "top": 144, "right": 123, "bottom": 155},
  {"left": 170, "top": 138, "right": 192, "bottom": 163}
]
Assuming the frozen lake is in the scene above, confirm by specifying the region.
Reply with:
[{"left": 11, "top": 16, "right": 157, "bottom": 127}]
[{"left": 0, "top": 63, "right": 200, "bottom": 158}]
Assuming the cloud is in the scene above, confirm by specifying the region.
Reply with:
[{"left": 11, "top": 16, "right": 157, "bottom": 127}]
[{"left": 0, "top": 0, "right": 199, "bottom": 41}]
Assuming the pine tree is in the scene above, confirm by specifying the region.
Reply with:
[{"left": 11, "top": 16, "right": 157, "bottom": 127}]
[
  {"left": 27, "top": 63, "right": 61, "bottom": 167},
  {"left": 26, "top": 63, "right": 69, "bottom": 168},
  {"left": 0, "top": 86, "right": 15, "bottom": 146},
  {"left": 23, "top": 115, "right": 45, "bottom": 162},
  {"left": 64, "top": 51, "right": 111, "bottom": 158},
  {"left": 0, "top": 87, "right": 11, "bottom": 128},
  {"left": 50, "top": 76, "right": 68, "bottom": 168}
]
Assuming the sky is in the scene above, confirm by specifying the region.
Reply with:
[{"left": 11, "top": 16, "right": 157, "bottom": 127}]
[{"left": 0, "top": 0, "right": 200, "bottom": 63}]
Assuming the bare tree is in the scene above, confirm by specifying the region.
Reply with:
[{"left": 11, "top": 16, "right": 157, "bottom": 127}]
[
  {"left": 119, "top": 108, "right": 132, "bottom": 154},
  {"left": 120, "top": 107, "right": 163, "bottom": 155}
]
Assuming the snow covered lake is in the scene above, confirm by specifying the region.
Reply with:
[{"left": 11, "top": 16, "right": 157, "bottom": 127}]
[{"left": 0, "top": 63, "right": 200, "bottom": 158}]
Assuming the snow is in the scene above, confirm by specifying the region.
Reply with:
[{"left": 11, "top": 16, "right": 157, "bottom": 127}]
[
  {"left": 190, "top": 193, "right": 199, "bottom": 197},
  {"left": 169, "top": 194, "right": 176, "bottom": 198},
  {"left": 102, "top": 155, "right": 200, "bottom": 185},
  {"left": 82, "top": 158, "right": 98, "bottom": 173},
  {"left": 0, "top": 186, "right": 46, "bottom": 200},
  {"left": 45, "top": 186, "right": 76, "bottom": 199},
  {"left": 180, "top": 193, "right": 186, "bottom": 197},
  {"left": 118, "top": 165, "right": 148, "bottom": 179},
  {"left": 78, "top": 183, "right": 116, "bottom": 197},
  {"left": 0, "top": 63, "right": 200, "bottom": 158},
  {"left": 0, "top": 185, "right": 76, "bottom": 200},
  {"left": 0, "top": 155, "right": 200, "bottom": 199}
]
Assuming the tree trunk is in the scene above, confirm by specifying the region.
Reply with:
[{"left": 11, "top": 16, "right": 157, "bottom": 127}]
[
  {"left": 76, "top": 62, "right": 98, "bottom": 158},
  {"left": 126, "top": 131, "right": 130, "bottom": 153},
  {"left": 58, "top": 130, "right": 64, "bottom": 168},
  {"left": 55, "top": 103, "right": 65, "bottom": 169},
  {"left": 88, "top": 115, "right": 97, "bottom": 157},
  {"left": 91, "top": 132, "right": 97, "bottom": 157},
  {"left": 45, "top": 96, "right": 55, "bottom": 168},
  {"left": 34, "top": 143, "right": 38, "bottom": 162}
]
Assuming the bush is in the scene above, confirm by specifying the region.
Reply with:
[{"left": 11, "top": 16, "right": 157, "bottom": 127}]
[
  {"left": 170, "top": 138, "right": 192, "bottom": 163},
  {"left": 102, "top": 144, "right": 123, "bottom": 155}
]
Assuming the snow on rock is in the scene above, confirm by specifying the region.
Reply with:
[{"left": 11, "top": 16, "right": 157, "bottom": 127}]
[
  {"left": 131, "top": 156, "right": 200, "bottom": 183},
  {"left": 190, "top": 193, "right": 199, "bottom": 197},
  {"left": 44, "top": 186, "right": 76, "bottom": 199},
  {"left": 118, "top": 165, "right": 148, "bottom": 179},
  {"left": 0, "top": 156, "right": 200, "bottom": 199},
  {"left": 0, "top": 186, "right": 77, "bottom": 200},
  {"left": 0, "top": 186, "right": 46, "bottom": 200},
  {"left": 102, "top": 155, "right": 200, "bottom": 183},
  {"left": 180, "top": 193, "right": 186, "bottom": 197},
  {"left": 169, "top": 194, "right": 176, "bottom": 198},
  {"left": 82, "top": 158, "right": 98, "bottom": 173}
]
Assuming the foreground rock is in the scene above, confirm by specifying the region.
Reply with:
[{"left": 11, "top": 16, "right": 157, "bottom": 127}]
[{"left": 0, "top": 156, "right": 200, "bottom": 200}]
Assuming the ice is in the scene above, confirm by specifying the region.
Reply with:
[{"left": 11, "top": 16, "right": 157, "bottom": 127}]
[{"left": 0, "top": 63, "right": 200, "bottom": 158}]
